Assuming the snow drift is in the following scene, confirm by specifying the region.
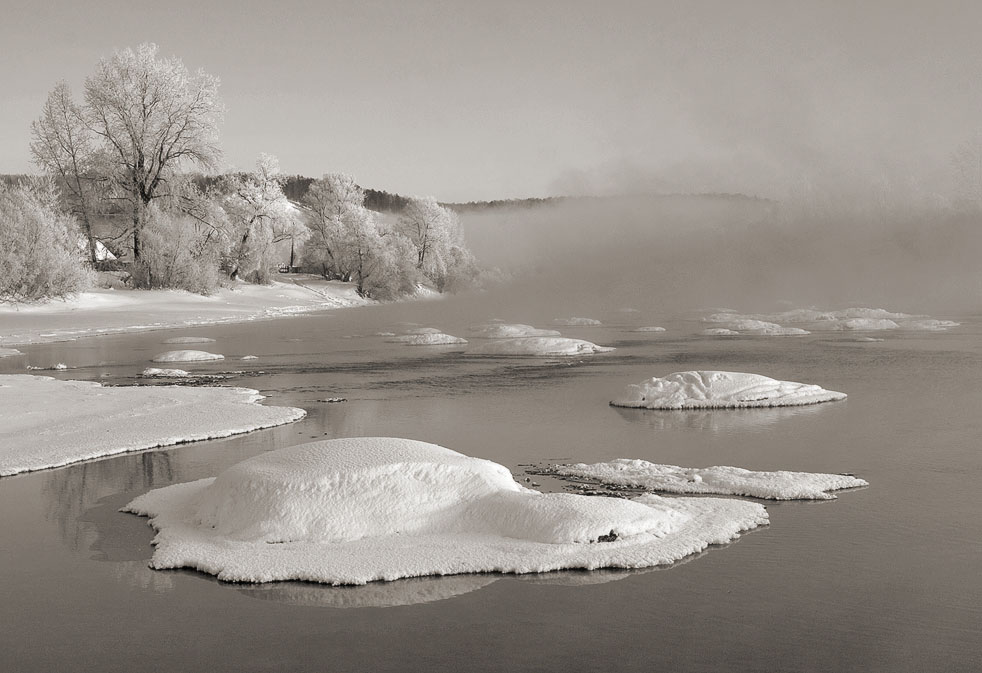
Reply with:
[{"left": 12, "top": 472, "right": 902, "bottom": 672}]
[
  {"left": 124, "top": 437, "right": 768, "bottom": 585},
  {"left": 611, "top": 371, "right": 846, "bottom": 409}
]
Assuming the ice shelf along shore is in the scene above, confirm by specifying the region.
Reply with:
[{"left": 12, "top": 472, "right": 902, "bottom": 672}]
[
  {"left": 0, "top": 375, "right": 305, "bottom": 476},
  {"left": 124, "top": 437, "right": 770, "bottom": 585},
  {"left": 611, "top": 371, "right": 846, "bottom": 409},
  {"left": 546, "top": 460, "right": 868, "bottom": 500}
]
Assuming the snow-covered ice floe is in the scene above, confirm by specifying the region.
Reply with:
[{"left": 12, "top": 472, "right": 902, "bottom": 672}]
[
  {"left": 162, "top": 336, "right": 216, "bottom": 344},
  {"left": 704, "top": 308, "right": 959, "bottom": 332},
  {"left": 142, "top": 367, "right": 191, "bottom": 378},
  {"left": 701, "top": 328, "right": 740, "bottom": 336},
  {"left": 547, "top": 459, "right": 867, "bottom": 500},
  {"left": 468, "top": 323, "right": 562, "bottom": 338},
  {"left": 386, "top": 332, "right": 468, "bottom": 346},
  {"left": 0, "top": 375, "right": 305, "bottom": 476},
  {"left": 152, "top": 350, "right": 225, "bottom": 363},
  {"left": 611, "top": 371, "right": 846, "bottom": 409},
  {"left": 123, "top": 437, "right": 767, "bottom": 584},
  {"left": 554, "top": 317, "right": 602, "bottom": 326},
  {"left": 701, "top": 318, "right": 809, "bottom": 336},
  {"left": 630, "top": 326, "right": 666, "bottom": 333},
  {"left": 468, "top": 337, "right": 614, "bottom": 356}
]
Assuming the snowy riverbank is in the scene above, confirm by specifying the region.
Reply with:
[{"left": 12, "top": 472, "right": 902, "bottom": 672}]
[{"left": 0, "top": 276, "right": 369, "bottom": 347}]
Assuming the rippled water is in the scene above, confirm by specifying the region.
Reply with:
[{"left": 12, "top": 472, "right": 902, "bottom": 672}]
[{"left": 2, "top": 295, "right": 981, "bottom": 672}]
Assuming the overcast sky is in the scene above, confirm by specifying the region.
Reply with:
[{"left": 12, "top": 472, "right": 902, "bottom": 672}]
[{"left": 3, "top": 0, "right": 981, "bottom": 201}]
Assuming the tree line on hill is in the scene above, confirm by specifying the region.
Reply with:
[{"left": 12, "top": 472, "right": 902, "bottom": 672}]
[{"left": 1, "top": 44, "right": 477, "bottom": 302}]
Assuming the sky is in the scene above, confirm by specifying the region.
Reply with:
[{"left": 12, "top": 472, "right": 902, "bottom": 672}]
[{"left": 3, "top": 0, "right": 982, "bottom": 202}]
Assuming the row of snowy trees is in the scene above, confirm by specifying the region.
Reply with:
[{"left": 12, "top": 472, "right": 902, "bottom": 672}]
[{"left": 6, "top": 43, "right": 477, "bottom": 301}]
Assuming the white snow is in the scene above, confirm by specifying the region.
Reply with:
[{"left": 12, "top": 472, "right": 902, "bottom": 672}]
[
  {"left": 701, "top": 328, "right": 740, "bottom": 336},
  {"left": 554, "top": 317, "right": 602, "bottom": 326},
  {"left": 611, "top": 371, "right": 846, "bottom": 409},
  {"left": 701, "top": 318, "right": 809, "bottom": 336},
  {"left": 152, "top": 350, "right": 225, "bottom": 363},
  {"left": 386, "top": 333, "right": 468, "bottom": 346},
  {"left": 832, "top": 318, "right": 900, "bottom": 331},
  {"left": 469, "top": 323, "right": 562, "bottom": 338},
  {"left": 551, "top": 459, "right": 867, "bottom": 500},
  {"left": 468, "top": 337, "right": 615, "bottom": 356},
  {"left": 0, "top": 374, "right": 305, "bottom": 476},
  {"left": 240, "top": 355, "right": 259, "bottom": 360},
  {"left": 0, "top": 348, "right": 21, "bottom": 358},
  {"left": 630, "top": 326, "right": 666, "bottom": 333},
  {"left": 142, "top": 368, "right": 191, "bottom": 378},
  {"left": 123, "top": 437, "right": 768, "bottom": 585}
]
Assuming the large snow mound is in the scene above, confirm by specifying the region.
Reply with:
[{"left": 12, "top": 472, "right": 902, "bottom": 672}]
[
  {"left": 550, "top": 459, "right": 868, "bottom": 500},
  {"left": 468, "top": 337, "right": 614, "bottom": 356},
  {"left": 611, "top": 371, "right": 846, "bottom": 409},
  {"left": 0, "top": 375, "right": 305, "bottom": 476},
  {"left": 123, "top": 437, "right": 767, "bottom": 585},
  {"left": 153, "top": 350, "right": 225, "bottom": 363},
  {"left": 469, "top": 323, "right": 562, "bottom": 338},
  {"left": 386, "top": 332, "right": 467, "bottom": 345}
]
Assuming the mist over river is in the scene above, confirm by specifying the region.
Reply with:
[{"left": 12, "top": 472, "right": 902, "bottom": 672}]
[{"left": 2, "top": 198, "right": 981, "bottom": 672}]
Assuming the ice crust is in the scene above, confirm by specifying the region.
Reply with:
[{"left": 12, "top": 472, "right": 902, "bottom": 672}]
[
  {"left": 0, "top": 374, "right": 305, "bottom": 476},
  {"left": 469, "top": 323, "right": 562, "bottom": 338},
  {"left": 551, "top": 459, "right": 868, "bottom": 500},
  {"left": 611, "top": 371, "right": 846, "bottom": 409},
  {"left": 152, "top": 350, "right": 225, "bottom": 363},
  {"left": 468, "top": 337, "right": 614, "bottom": 356},
  {"left": 123, "top": 437, "right": 768, "bottom": 585}
]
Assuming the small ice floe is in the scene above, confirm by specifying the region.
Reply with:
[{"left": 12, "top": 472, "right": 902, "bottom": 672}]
[
  {"left": 469, "top": 323, "right": 561, "bottom": 338},
  {"left": 468, "top": 337, "right": 614, "bottom": 356},
  {"left": 240, "top": 355, "right": 259, "bottom": 360},
  {"left": 321, "top": 397, "right": 347, "bottom": 403},
  {"left": 554, "top": 317, "right": 602, "bottom": 326},
  {"left": 704, "top": 318, "right": 809, "bottom": 336},
  {"left": 832, "top": 318, "right": 899, "bottom": 331},
  {"left": 610, "top": 371, "right": 846, "bottom": 409},
  {"left": 27, "top": 363, "right": 69, "bottom": 371},
  {"left": 845, "top": 336, "right": 885, "bottom": 342},
  {"left": 405, "top": 327, "right": 444, "bottom": 335},
  {"left": 142, "top": 368, "right": 191, "bottom": 378},
  {"left": 386, "top": 333, "right": 468, "bottom": 346},
  {"left": 0, "top": 348, "right": 21, "bottom": 359},
  {"left": 547, "top": 460, "right": 867, "bottom": 500},
  {"left": 162, "top": 336, "right": 216, "bottom": 344},
  {"left": 630, "top": 327, "right": 666, "bottom": 333},
  {"left": 152, "top": 350, "right": 225, "bottom": 363},
  {"left": 374, "top": 332, "right": 396, "bottom": 337},
  {"left": 123, "top": 437, "right": 768, "bottom": 585},
  {"left": 701, "top": 328, "right": 740, "bottom": 336}
]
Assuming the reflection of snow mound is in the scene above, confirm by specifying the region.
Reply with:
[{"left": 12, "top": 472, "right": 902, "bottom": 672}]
[
  {"left": 386, "top": 333, "right": 467, "bottom": 345},
  {"left": 630, "top": 326, "right": 666, "bottom": 333},
  {"left": 469, "top": 337, "right": 614, "bottom": 356},
  {"left": 469, "top": 323, "right": 561, "bottom": 338},
  {"left": 163, "top": 336, "right": 216, "bottom": 344},
  {"left": 152, "top": 350, "right": 224, "bottom": 363},
  {"left": 124, "top": 437, "right": 767, "bottom": 585},
  {"left": 611, "top": 371, "right": 846, "bottom": 409},
  {"left": 554, "top": 317, "right": 602, "bottom": 326},
  {"left": 551, "top": 460, "right": 868, "bottom": 500},
  {"left": 142, "top": 367, "right": 191, "bottom": 378}
]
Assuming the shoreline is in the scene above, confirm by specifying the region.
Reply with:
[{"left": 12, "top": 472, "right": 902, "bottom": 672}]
[{"left": 0, "top": 275, "right": 372, "bottom": 348}]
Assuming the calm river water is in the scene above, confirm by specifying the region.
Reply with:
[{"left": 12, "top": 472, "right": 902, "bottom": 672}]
[{"left": 2, "top": 292, "right": 980, "bottom": 672}]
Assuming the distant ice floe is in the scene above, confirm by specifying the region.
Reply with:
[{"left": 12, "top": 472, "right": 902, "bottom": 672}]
[
  {"left": 554, "top": 317, "right": 602, "bottom": 326},
  {"left": 611, "top": 371, "right": 846, "bottom": 409},
  {"left": 701, "top": 317, "right": 809, "bottom": 336},
  {"left": 152, "top": 350, "right": 225, "bottom": 363},
  {"left": 0, "top": 348, "right": 21, "bottom": 358},
  {"left": 27, "top": 363, "right": 69, "bottom": 370},
  {"left": 123, "top": 437, "right": 768, "bottom": 585},
  {"left": 162, "top": 336, "right": 216, "bottom": 344},
  {"left": 240, "top": 355, "right": 259, "bottom": 360},
  {"left": 630, "top": 326, "right": 666, "bottom": 333},
  {"left": 405, "top": 327, "right": 444, "bottom": 335},
  {"left": 704, "top": 308, "right": 959, "bottom": 332},
  {"left": 142, "top": 367, "right": 191, "bottom": 378},
  {"left": 468, "top": 337, "right": 614, "bottom": 356},
  {"left": 386, "top": 332, "right": 468, "bottom": 345},
  {"left": 701, "top": 328, "right": 741, "bottom": 336},
  {"left": 0, "top": 374, "right": 305, "bottom": 476},
  {"left": 548, "top": 459, "right": 867, "bottom": 500},
  {"left": 469, "top": 323, "right": 562, "bottom": 338}
]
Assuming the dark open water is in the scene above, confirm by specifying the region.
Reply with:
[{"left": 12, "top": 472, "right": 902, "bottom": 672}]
[{"left": 1, "top": 295, "right": 980, "bottom": 672}]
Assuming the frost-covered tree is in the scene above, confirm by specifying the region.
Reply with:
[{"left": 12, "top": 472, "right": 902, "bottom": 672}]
[
  {"left": 30, "top": 82, "right": 102, "bottom": 265},
  {"left": 136, "top": 202, "right": 224, "bottom": 294},
  {"left": 301, "top": 173, "right": 366, "bottom": 280},
  {"left": 222, "top": 154, "right": 301, "bottom": 283},
  {"left": 81, "top": 43, "right": 223, "bottom": 264},
  {"left": 0, "top": 179, "right": 92, "bottom": 302},
  {"left": 398, "top": 197, "right": 476, "bottom": 291}
]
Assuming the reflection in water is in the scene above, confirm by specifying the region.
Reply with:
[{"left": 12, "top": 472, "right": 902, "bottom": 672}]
[{"left": 611, "top": 403, "right": 828, "bottom": 434}]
